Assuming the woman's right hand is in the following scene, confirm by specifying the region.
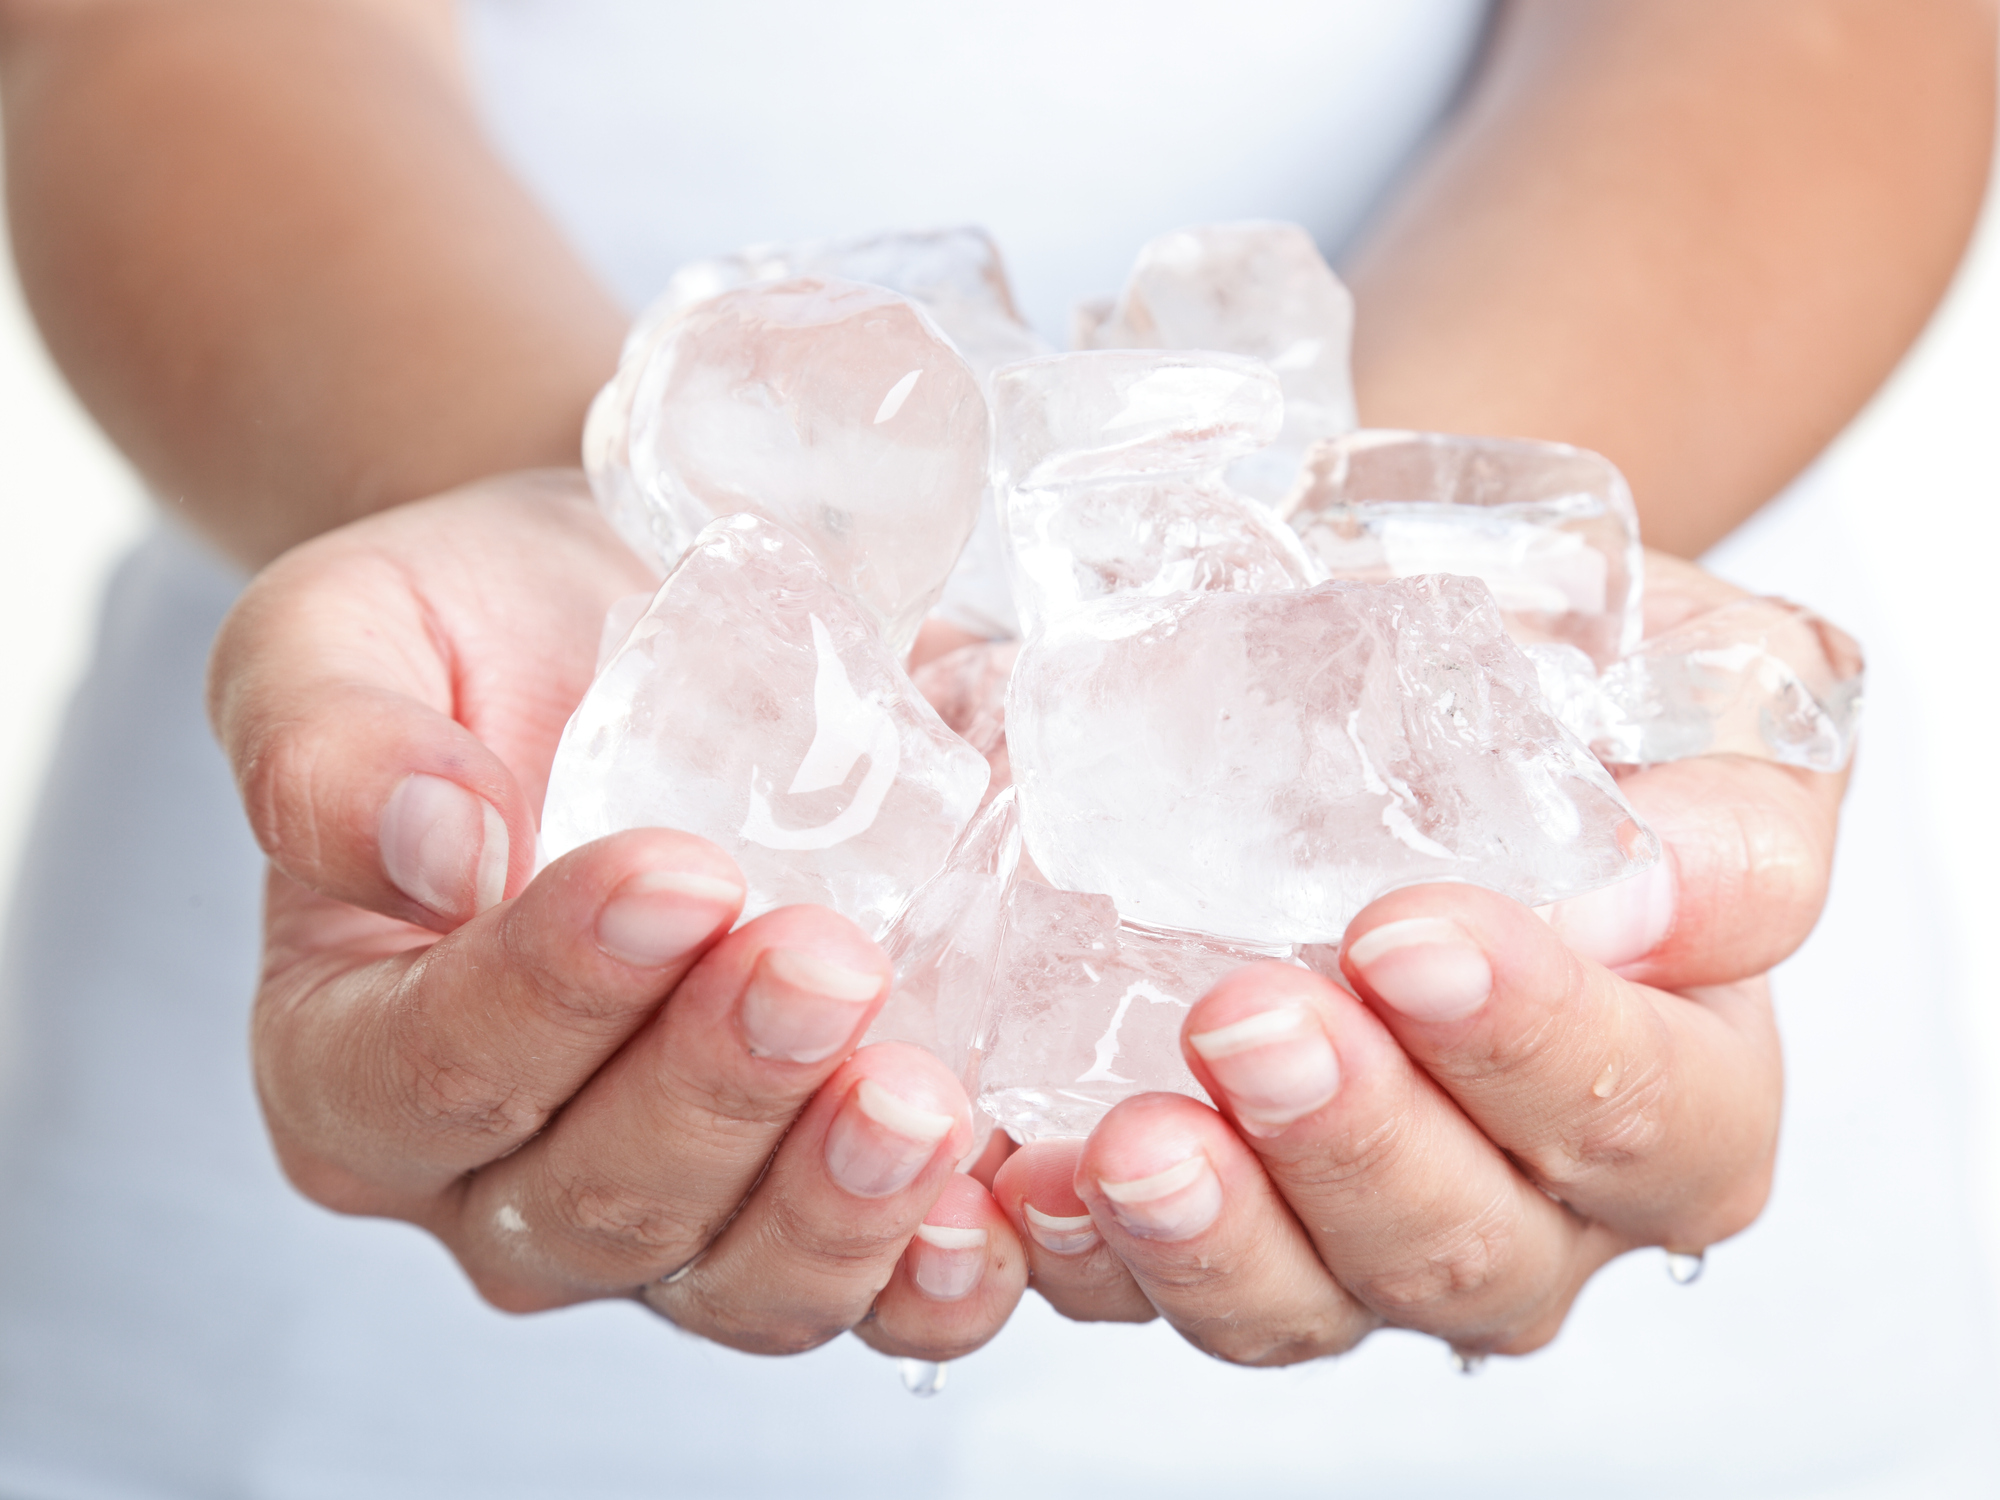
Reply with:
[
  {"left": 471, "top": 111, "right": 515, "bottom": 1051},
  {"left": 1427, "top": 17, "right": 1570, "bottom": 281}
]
[{"left": 208, "top": 469, "right": 1027, "bottom": 1358}]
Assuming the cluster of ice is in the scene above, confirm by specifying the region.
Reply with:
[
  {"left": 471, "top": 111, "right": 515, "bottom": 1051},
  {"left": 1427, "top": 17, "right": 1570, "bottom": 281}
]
[
  {"left": 582, "top": 271, "right": 990, "bottom": 654},
  {"left": 547, "top": 221, "right": 1864, "bottom": 1143},
  {"left": 1075, "top": 222, "right": 1358, "bottom": 504},
  {"left": 542, "top": 514, "right": 989, "bottom": 938}
]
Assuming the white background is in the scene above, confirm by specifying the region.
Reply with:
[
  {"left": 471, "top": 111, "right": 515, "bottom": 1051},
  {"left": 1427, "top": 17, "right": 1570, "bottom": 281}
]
[{"left": 2, "top": 135, "right": 1997, "bottom": 1306}]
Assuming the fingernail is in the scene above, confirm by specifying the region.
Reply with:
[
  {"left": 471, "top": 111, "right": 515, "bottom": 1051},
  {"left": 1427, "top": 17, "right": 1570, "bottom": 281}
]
[
  {"left": 1346, "top": 917, "right": 1492, "bottom": 1022},
  {"left": 380, "top": 773, "right": 509, "bottom": 920},
  {"left": 1096, "top": 1153, "right": 1221, "bottom": 1242},
  {"left": 741, "top": 949, "right": 883, "bottom": 1063},
  {"left": 1188, "top": 1004, "right": 1339, "bottom": 1136},
  {"left": 595, "top": 869, "right": 744, "bottom": 968},
  {"left": 825, "top": 1079, "right": 955, "bottom": 1199},
  {"left": 1542, "top": 856, "right": 1676, "bottom": 969},
  {"left": 910, "top": 1222, "right": 988, "bottom": 1300},
  {"left": 1023, "top": 1203, "right": 1100, "bottom": 1256}
]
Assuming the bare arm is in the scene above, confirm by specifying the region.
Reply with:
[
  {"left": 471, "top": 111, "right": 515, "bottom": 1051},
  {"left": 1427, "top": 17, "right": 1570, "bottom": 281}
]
[
  {"left": 5, "top": 2, "right": 1989, "bottom": 562},
  {"left": 1347, "top": 0, "right": 1996, "bottom": 556},
  {"left": 0, "top": 0, "right": 624, "bottom": 567}
]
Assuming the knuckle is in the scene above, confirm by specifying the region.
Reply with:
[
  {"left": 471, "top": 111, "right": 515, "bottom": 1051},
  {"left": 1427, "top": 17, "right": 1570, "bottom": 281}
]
[
  {"left": 657, "top": 1274, "right": 858, "bottom": 1356},
  {"left": 1276, "top": 1110, "right": 1417, "bottom": 1197},
  {"left": 463, "top": 1270, "right": 569, "bottom": 1316},
  {"left": 1185, "top": 1311, "right": 1367, "bottom": 1367},
  {"left": 396, "top": 1049, "right": 543, "bottom": 1150},
  {"left": 664, "top": 1069, "right": 806, "bottom": 1134},
  {"left": 1672, "top": 1158, "right": 1776, "bottom": 1249},
  {"left": 493, "top": 907, "right": 646, "bottom": 1030},
  {"left": 1518, "top": 1062, "right": 1675, "bottom": 1192},
  {"left": 760, "top": 1191, "right": 911, "bottom": 1277},
  {"left": 1350, "top": 1197, "right": 1518, "bottom": 1321},
  {"left": 236, "top": 713, "right": 330, "bottom": 875},
  {"left": 268, "top": 1136, "right": 401, "bottom": 1219},
  {"left": 554, "top": 1176, "right": 703, "bottom": 1268}
]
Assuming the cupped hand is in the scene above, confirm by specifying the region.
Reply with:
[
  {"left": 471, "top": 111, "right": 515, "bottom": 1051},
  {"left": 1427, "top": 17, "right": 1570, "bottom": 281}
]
[
  {"left": 209, "top": 470, "right": 1026, "bottom": 1359},
  {"left": 993, "top": 556, "right": 1846, "bottom": 1365}
]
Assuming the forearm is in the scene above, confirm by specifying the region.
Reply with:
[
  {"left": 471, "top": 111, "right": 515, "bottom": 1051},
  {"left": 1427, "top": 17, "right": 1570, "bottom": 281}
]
[
  {"left": 1347, "top": 0, "right": 1995, "bottom": 557},
  {"left": 1, "top": 0, "right": 625, "bottom": 567}
]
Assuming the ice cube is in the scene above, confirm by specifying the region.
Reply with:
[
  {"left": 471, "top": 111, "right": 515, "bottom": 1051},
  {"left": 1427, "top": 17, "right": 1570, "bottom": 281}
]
[
  {"left": 542, "top": 514, "right": 990, "bottom": 937},
  {"left": 990, "top": 351, "right": 1318, "bottom": 637},
  {"left": 910, "top": 639, "right": 1019, "bottom": 804},
  {"left": 868, "top": 788, "right": 1025, "bottom": 1094},
  {"left": 583, "top": 276, "right": 988, "bottom": 653},
  {"left": 1008, "top": 575, "right": 1657, "bottom": 946},
  {"left": 654, "top": 225, "right": 1051, "bottom": 383},
  {"left": 1079, "top": 222, "right": 1358, "bottom": 503},
  {"left": 1590, "top": 595, "right": 1864, "bottom": 770},
  {"left": 1282, "top": 431, "right": 1644, "bottom": 668},
  {"left": 977, "top": 879, "right": 1284, "bottom": 1142}
]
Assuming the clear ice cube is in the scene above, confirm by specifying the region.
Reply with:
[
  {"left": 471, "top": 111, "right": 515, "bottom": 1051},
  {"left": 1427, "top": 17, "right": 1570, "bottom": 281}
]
[
  {"left": 910, "top": 639, "right": 1019, "bottom": 805},
  {"left": 654, "top": 225, "right": 1051, "bottom": 383},
  {"left": 1078, "top": 222, "right": 1358, "bottom": 504},
  {"left": 1590, "top": 595, "right": 1864, "bottom": 770},
  {"left": 868, "top": 789, "right": 1025, "bottom": 1093},
  {"left": 583, "top": 276, "right": 988, "bottom": 653},
  {"left": 977, "top": 879, "right": 1284, "bottom": 1142},
  {"left": 990, "top": 351, "right": 1318, "bottom": 636},
  {"left": 1009, "top": 575, "right": 1657, "bottom": 946},
  {"left": 1282, "top": 431, "right": 1644, "bottom": 668},
  {"left": 542, "top": 514, "right": 990, "bottom": 938}
]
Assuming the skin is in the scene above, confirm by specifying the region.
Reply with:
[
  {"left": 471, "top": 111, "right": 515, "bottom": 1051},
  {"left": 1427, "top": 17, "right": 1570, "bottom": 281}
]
[
  {"left": 5, "top": 0, "right": 1989, "bottom": 1364},
  {"left": 4, "top": 0, "right": 1988, "bottom": 565}
]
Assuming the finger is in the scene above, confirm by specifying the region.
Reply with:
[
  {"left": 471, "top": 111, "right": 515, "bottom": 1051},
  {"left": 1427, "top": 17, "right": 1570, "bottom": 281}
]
[
  {"left": 1074, "top": 1094, "right": 1377, "bottom": 1366},
  {"left": 1542, "top": 754, "right": 1844, "bottom": 987},
  {"left": 853, "top": 1173, "right": 1030, "bottom": 1362},
  {"left": 1181, "top": 963, "right": 1615, "bottom": 1355},
  {"left": 209, "top": 476, "right": 648, "bottom": 929},
  {"left": 1341, "top": 885, "right": 1782, "bottom": 1248},
  {"left": 448, "top": 902, "right": 894, "bottom": 1300},
  {"left": 639, "top": 1045, "right": 973, "bottom": 1354},
  {"left": 255, "top": 827, "right": 744, "bottom": 1211},
  {"left": 990, "top": 1138, "right": 1156, "bottom": 1324}
]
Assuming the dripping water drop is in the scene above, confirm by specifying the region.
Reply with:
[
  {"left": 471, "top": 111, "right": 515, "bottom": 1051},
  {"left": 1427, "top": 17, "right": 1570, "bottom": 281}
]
[
  {"left": 1450, "top": 1349, "right": 1487, "bottom": 1376},
  {"left": 1665, "top": 1249, "right": 1705, "bottom": 1285},
  {"left": 899, "top": 1358, "right": 949, "bottom": 1397}
]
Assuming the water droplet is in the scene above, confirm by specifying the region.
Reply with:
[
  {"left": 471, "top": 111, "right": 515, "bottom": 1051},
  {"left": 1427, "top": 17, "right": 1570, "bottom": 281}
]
[
  {"left": 898, "top": 1358, "right": 949, "bottom": 1396},
  {"left": 1450, "top": 1348, "right": 1487, "bottom": 1376},
  {"left": 1665, "top": 1249, "right": 1705, "bottom": 1285},
  {"left": 1591, "top": 1061, "right": 1618, "bottom": 1099}
]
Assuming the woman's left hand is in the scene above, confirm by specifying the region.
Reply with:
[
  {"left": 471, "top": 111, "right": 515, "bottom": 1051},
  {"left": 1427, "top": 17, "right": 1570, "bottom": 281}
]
[{"left": 992, "top": 645, "right": 1844, "bottom": 1363}]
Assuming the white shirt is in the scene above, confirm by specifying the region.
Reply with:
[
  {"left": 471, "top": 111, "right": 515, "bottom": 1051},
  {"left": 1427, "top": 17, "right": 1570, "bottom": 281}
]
[{"left": 0, "top": 4, "right": 1990, "bottom": 1494}]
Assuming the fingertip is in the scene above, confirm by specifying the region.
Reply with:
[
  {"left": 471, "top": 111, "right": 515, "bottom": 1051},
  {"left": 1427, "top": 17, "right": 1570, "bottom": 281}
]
[
  {"left": 381, "top": 772, "right": 517, "bottom": 925},
  {"left": 821, "top": 1046, "right": 974, "bottom": 1200},
  {"left": 1079, "top": 1096, "right": 1231, "bottom": 1244}
]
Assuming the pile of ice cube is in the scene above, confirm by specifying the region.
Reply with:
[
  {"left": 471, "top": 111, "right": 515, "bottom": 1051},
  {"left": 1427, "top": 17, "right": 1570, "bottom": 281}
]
[{"left": 544, "top": 223, "right": 1863, "bottom": 1144}]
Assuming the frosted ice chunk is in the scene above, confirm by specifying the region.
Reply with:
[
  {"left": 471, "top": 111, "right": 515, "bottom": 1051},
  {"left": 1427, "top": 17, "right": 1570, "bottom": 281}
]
[
  {"left": 990, "top": 352, "right": 1318, "bottom": 637},
  {"left": 653, "top": 225, "right": 1051, "bottom": 383},
  {"left": 993, "top": 350, "right": 1283, "bottom": 492},
  {"left": 583, "top": 276, "right": 988, "bottom": 653},
  {"left": 1079, "top": 222, "right": 1357, "bottom": 503},
  {"left": 978, "top": 880, "right": 1283, "bottom": 1142},
  {"left": 1590, "top": 596, "right": 1864, "bottom": 770},
  {"left": 542, "top": 515, "right": 990, "bottom": 938},
  {"left": 1283, "top": 431, "right": 1644, "bottom": 668},
  {"left": 1009, "top": 575, "right": 1657, "bottom": 946},
  {"left": 659, "top": 226, "right": 1052, "bottom": 641},
  {"left": 594, "top": 590, "right": 654, "bottom": 673},
  {"left": 868, "top": 789, "right": 1024, "bottom": 1095},
  {"left": 599, "top": 228, "right": 1049, "bottom": 642},
  {"left": 911, "top": 640, "right": 1019, "bottom": 804}
]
